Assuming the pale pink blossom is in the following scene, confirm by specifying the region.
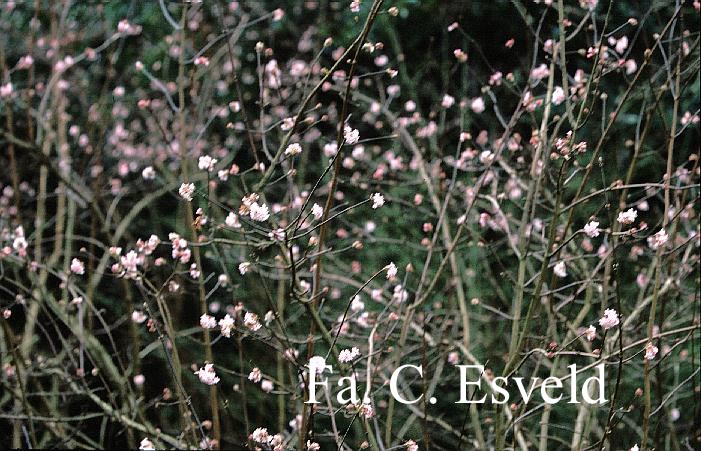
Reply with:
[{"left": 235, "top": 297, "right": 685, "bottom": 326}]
[
  {"left": 636, "top": 273, "right": 649, "bottom": 288},
  {"left": 371, "top": 192, "right": 385, "bottom": 209},
  {"left": 12, "top": 226, "right": 27, "bottom": 256},
  {"left": 169, "top": 233, "right": 191, "bottom": 264},
  {"left": 584, "top": 220, "right": 600, "bottom": 238},
  {"left": 225, "top": 212, "right": 241, "bottom": 228},
  {"left": 311, "top": 203, "right": 323, "bottom": 220},
  {"left": 219, "top": 314, "right": 235, "bottom": 337},
  {"left": 553, "top": 261, "right": 567, "bottom": 278},
  {"left": 359, "top": 403, "right": 374, "bottom": 418},
  {"left": 647, "top": 228, "right": 668, "bottom": 250},
  {"left": 585, "top": 325, "right": 596, "bottom": 341},
  {"left": 344, "top": 125, "right": 360, "bottom": 144},
  {"left": 132, "top": 311, "right": 147, "bottom": 323},
  {"left": 308, "top": 355, "right": 327, "bottom": 374},
  {"left": 470, "top": 97, "right": 485, "bottom": 114},
  {"left": 374, "top": 55, "right": 388, "bottom": 66},
  {"left": 250, "top": 428, "right": 271, "bottom": 444},
  {"left": 249, "top": 202, "right": 270, "bottom": 221},
  {"left": 479, "top": 151, "right": 494, "bottom": 165},
  {"left": 386, "top": 262, "right": 398, "bottom": 279},
  {"left": 323, "top": 142, "right": 338, "bottom": 157},
  {"left": 284, "top": 143, "right": 302, "bottom": 157},
  {"left": 579, "top": 0, "right": 598, "bottom": 10},
  {"left": 198, "top": 155, "right": 217, "bottom": 172},
  {"left": 120, "top": 250, "right": 140, "bottom": 274},
  {"left": 117, "top": 19, "right": 131, "bottom": 33},
  {"left": 453, "top": 49, "right": 468, "bottom": 62},
  {"left": 178, "top": 183, "right": 195, "bottom": 201},
  {"left": 140, "top": 235, "right": 160, "bottom": 255},
  {"left": 17, "top": 55, "right": 34, "bottom": 70},
  {"left": 200, "top": 314, "right": 217, "bottom": 329},
  {"left": 239, "top": 262, "right": 251, "bottom": 275},
  {"left": 284, "top": 348, "right": 299, "bottom": 361},
  {"left": 248, "top": 367, "right": 262, "bottom": 383},
  {"left": 70, "top": 258, "right": 85, "bottom": 275},
  {"left": 351, "top": 295, "right": 365, "bottom": 312},
  {"left": 392, "top": 285, "right": 408, "bottom": 303},
  {"left": 193, "top": 56, "right": 209, "bottom": 66},
  {"left": 681, "top": 111, "right": 700, "bottom": 126},
  {"left": 615, "top": 36, "right": 629, "bottom": 54},
  {"left": 339, "top": 347, "right": 361, "bottom": 363},
  {"left": 530, "top": 63, "right": 550, "bottom": 81},
  {"left": 0, "top": 82, "right": 12, "bottom": 98},
  {"left": 644, "top": 342, "right": 658, "bottom": 360},
  {"left": 194, "top": 363, "right": 220, "bottom": 385},
  {"left": 598, "top": 308, "right": 620, "bottom": 330},
  {"left": 617, "top": 208, "right": 637, "bottom": 225},
  {"left": 268, "top": 228, "right": 285, "bottom": 241},
  {"left": 489, "top": 71, "right": 503, "bottom": 86},
  {"left": 261, "top": 379, "right": 274, "bottom": 392},
  {"left": 670, "top": 408, "right": 680, "bottom": 421},
  {"left": 447, "top": 351, "right": 459, "bottom": 365},
  {"left": 441, "top": 94, "right": 455, "bottom": 108},
  {"left": 139, "top": 438, "right": 155, "bottom": 450},
  {"left": 243, "top": 312, "right": 262, "bottom": 331},
  {"left": 142, "top": 166, "right": 156, "bottom": 180},
  {"left": 543, "top": 39, "right": 554, "bottom": 54},
  {"left": 552, "top": 86, "right": 566, "bottom": 105}
]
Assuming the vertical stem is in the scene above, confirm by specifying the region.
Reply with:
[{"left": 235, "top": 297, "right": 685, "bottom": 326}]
[
  {"left": 497, "top": 56, "right": 557, "bottom": 451},
  {"left": 300, "top": 3, "right": 383, "bottom": 449},
  {"left": 276, "top": 278, "right": 286, "bottom": 434},
  {"left": 175, "top": 3, "right": 220, "bottom": 446},
  {"left": 642, "top": 41, "right": 680, "bottom": 450}
]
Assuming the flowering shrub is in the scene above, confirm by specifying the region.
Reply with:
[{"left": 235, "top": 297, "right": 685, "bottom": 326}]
[{"left": 0, "top": 1, "right": 699, "bottom": 450}]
